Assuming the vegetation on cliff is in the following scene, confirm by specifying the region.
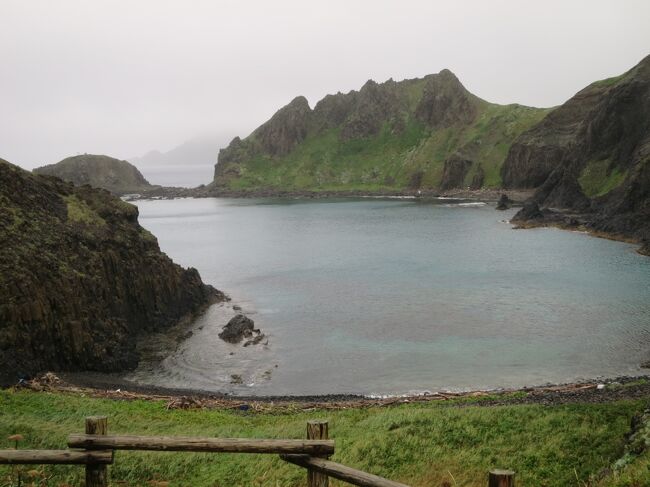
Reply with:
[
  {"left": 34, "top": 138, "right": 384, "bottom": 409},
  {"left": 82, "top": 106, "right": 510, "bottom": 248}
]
[
  {"left": 0, "top": 159, "right": 220, "bottom": 385},
  {"left": 34, "top": 154, "right": 153, "bottom": 195},
  {"left": 212, "top": 70, "right": 548, "bottom": 192}
]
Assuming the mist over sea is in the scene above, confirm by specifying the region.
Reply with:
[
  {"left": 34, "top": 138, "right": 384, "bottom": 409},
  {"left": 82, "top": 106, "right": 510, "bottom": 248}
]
[{"left": 128, "top": 197, "right": 650, "bottom": 396}]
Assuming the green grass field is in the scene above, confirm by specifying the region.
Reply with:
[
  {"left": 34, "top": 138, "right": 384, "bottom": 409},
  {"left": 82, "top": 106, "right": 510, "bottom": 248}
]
[{"left": 1, "top": 390, "right": 648, "bottom": 486}]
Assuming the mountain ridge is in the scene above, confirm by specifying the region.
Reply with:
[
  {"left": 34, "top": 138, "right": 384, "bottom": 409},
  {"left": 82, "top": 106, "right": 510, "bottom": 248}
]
[{"left": 212, "top": 69, "right": 549, "bottom": 192}]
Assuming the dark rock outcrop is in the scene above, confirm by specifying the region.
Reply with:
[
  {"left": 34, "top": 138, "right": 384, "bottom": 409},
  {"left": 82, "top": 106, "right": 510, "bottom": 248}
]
[
  {"left": 415, "top": 69, "right": 480, "bottom": 128},
  {"left": 339, "top": 79, "right": 402, "bottom": 141},
  {"left": 511, "top": 201, "right": 544, "bottom": 221},
  {"left": 218, "top": 314, "right": 255, "bottom": 343},
  {"left": 496, "top": 194, "right": 513, "bottom": 210},
  {"left": 34, "top": 154, "right": 153, "bottom": 195},
  {"left": 470, "top": 164, "right": 485, "bottom": 190},
  {"left": 254, "top": 96, "right": 312, "bottom": 157},
  {"left": 506, "top": 54, "right": 650, "bottom": 248},
  {"left": 440, "top": 155, "right": 474, "bottom": 190},
  {"left": 0, "top": 159, "right": 221, "bottom": 386}
]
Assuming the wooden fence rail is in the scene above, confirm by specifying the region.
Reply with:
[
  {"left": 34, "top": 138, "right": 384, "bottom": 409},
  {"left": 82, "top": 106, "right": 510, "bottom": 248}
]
[
  {"left": 0, "top": 449, "right": 113, "bottom": 465},
  {"left": 68, "top": 434, "right": 334, "bottom": 455},
  {"left": 1, "top": 416, "right": 516, "bottom": 487},
  {"left": 281, "top": 454, "right": 410, "bottom": 487}
]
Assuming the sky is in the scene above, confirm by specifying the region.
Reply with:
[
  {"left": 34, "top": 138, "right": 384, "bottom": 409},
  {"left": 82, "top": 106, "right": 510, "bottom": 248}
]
[{"left": 1, "top": 0, "right": 649, "bottom": 170}]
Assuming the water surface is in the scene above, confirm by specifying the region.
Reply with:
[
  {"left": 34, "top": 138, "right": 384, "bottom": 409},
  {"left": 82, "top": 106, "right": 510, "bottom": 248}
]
[{"left": 128, "top": 197, "right": 650, "bottom": 396}]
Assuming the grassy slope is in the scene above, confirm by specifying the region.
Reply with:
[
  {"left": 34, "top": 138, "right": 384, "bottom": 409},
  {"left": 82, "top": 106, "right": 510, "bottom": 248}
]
[
  {"left": 1, "top": 390, "right": 647, "bottom": 486},
  {"left": 223, "top": 101, "right": 549, "bottom": 193}
]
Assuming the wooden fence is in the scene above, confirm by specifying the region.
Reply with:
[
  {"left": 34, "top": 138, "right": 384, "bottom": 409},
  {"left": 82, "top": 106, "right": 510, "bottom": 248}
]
[{"left": 0, "top": 416, "right": 515, "bottom": 487}]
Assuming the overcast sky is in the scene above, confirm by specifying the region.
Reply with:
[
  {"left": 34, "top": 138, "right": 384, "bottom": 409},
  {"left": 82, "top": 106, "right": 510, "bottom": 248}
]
[{"left": 2, "top": 0, "right": 649, "bottom": 170}]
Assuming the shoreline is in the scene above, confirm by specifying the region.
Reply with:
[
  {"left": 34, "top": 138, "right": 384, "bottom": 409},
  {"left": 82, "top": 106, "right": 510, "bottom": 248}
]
[
  {"left": 14, "top": 372, "right": 650, "bottom": 411},
  {"left": 126, "top": 185, "right": 535, "bottom": 203}
]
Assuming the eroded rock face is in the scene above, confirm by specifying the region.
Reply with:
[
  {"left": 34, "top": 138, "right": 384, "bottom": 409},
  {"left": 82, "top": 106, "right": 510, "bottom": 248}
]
[
  {"left": 511, "top": 201, "right": 544, "bottom": 221},
  {"left": 218, "top": 314, "right": 255, "bottom": 343},
  {"left": 254, "top": 96, "right": 312, "bottom": 157},
  {"left": 415, "top": 70, "right": 480, "bottom": 128},
  {"left": 506, "top": 54, "right": 650, "bottom": 246},
  {"left": 340, "top": 79, "right": 402, "bottom": 141},
  {"left": 0, "top": 159, "right": 221, "bottom": 386},
  {"left": 440, "top": 155, "right": 474, "bottom": 190},
  {"left": 34, "top": 154, "right": 152, "bottom": 195}
]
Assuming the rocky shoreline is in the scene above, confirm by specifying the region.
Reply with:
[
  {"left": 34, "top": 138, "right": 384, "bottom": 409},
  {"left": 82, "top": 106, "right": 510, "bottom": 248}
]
[
  {"left": 13, "top": 372, "right": 650, "bottom": 411},
  {"left": 511, "top": 201, "right": 650, "bottom": 256}
]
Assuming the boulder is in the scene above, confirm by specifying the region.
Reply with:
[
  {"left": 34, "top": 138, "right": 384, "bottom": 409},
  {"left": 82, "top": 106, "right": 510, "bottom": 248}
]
[
  {"left": 219, "top": 314, "right": 255, "bottom": 343},
  {"left": 512, "top": 201, "right": 545, "bottom": 221},
  {"left": 496, "top": 194, "right": 513, "bottom": 210}
]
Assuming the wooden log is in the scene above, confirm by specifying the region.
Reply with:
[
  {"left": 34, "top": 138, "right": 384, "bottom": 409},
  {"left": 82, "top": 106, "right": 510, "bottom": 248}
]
[
  {"left": 0, "top": 450, "right": 113, "bottom": 465},
  {"left": 281, "top": 455, "right": 410, "bottom": 487},
  {"left": 85, "top": 416, "right": 108, "bottom": 487},
  {"left": 307, "top": 420, "right": 329, "bottom": 487},
  {"left": 489, "top": 469, "right": 515, "bottom": 487},
  {"left": 68, "top": 434, "right": 335, "bottom": 455}
]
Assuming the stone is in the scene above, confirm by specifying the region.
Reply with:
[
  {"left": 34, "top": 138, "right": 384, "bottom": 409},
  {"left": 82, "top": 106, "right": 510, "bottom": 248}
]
[{"left": 219, "top": 314, "right": 255, "bottom": 343}]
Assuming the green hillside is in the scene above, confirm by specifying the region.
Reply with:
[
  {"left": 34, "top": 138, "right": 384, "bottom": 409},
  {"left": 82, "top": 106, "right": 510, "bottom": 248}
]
[{"left": 213, "top": 71, "right": 549, "bottom": 192}]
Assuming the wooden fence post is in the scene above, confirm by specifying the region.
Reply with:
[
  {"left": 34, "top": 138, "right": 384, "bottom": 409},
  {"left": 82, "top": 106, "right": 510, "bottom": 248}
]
[
  {"left": 488, "top": 469, "right": 514, "bottom": 487},
  {"left": 307, "top": 420, "right": 329, "bottom": 487},
  {"left": 85, "top": 416, "right": 108, "bottom": 487}
]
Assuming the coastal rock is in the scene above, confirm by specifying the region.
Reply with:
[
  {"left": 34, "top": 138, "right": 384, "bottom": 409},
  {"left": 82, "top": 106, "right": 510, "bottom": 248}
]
[
  {"left": 502, "top": 54, "right": 650, "bottom": 247},
  {"left": 0, "top": 159, "right": 221, "bottom": 386},
  {"left": 219, "top": 314, "right": 255, "bottom": 343},
  {"left": 243, "top": 333, "right": 266, "bottom": 347},
  {"left": 512, "top": 201, "right": 545, "bottom": 221},
  {"left": 496, "top": 194, "right": 513, "bottom": 210}
]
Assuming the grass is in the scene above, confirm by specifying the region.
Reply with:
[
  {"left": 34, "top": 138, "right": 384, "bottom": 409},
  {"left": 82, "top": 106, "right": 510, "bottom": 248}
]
[
  {"left": 578, "top": 159, "right": 628, "bottom": 198},
  {"left": 64, "top": 195, "right": 106, "bottom": 226},
  {"left": 0, "top": 390, "right": 647, "bottom": 486}
]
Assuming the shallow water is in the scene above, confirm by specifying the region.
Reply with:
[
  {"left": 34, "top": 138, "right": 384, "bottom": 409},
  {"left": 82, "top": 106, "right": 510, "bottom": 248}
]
[{"left": 127, "top": 197, "right": 650, "bottom": 396}]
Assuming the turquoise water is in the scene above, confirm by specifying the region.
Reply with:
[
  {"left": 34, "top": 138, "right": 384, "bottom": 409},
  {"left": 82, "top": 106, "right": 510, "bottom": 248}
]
[{"left": 129, "top": 197, "right": 650, "bottom": 396}]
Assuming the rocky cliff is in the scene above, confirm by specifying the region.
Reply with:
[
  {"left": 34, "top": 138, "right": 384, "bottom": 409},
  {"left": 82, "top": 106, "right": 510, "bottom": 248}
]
[
  {"left": 34, "top": 154, "right": 153, "bottom": 195},
  {"left": 0, "top": 159, "right": 221, "bottom": 385},
  {"left": 212, "top": 70, "right": 547, "bottom": 192},
  {"left": 504, "top": 55, "right": 650, "bottom": 251}
]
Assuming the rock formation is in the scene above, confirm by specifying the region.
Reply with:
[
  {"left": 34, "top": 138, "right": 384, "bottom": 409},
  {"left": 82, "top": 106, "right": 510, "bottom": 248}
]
[
  {"left": 0, "top": 159, "right": 222, "bottom": 385},
  {"left": 504, "top": 54, "right": 650, "bottom": 250}
]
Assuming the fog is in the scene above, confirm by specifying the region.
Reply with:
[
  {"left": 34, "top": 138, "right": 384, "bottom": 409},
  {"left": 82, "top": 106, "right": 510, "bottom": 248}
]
[{"left": 1, "top": 0, "right": 649, "bottom": 170}]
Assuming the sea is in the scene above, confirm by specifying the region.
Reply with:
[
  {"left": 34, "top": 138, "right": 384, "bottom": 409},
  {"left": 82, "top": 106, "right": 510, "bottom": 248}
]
[{"left": 126, "top": 196, "right": 650, "bottom": 396}]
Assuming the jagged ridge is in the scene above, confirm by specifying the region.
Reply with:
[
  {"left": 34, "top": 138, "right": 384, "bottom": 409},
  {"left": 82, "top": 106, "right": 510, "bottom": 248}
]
[{"left": 213, "top": 70, "right": 548, "bottom": 192}]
